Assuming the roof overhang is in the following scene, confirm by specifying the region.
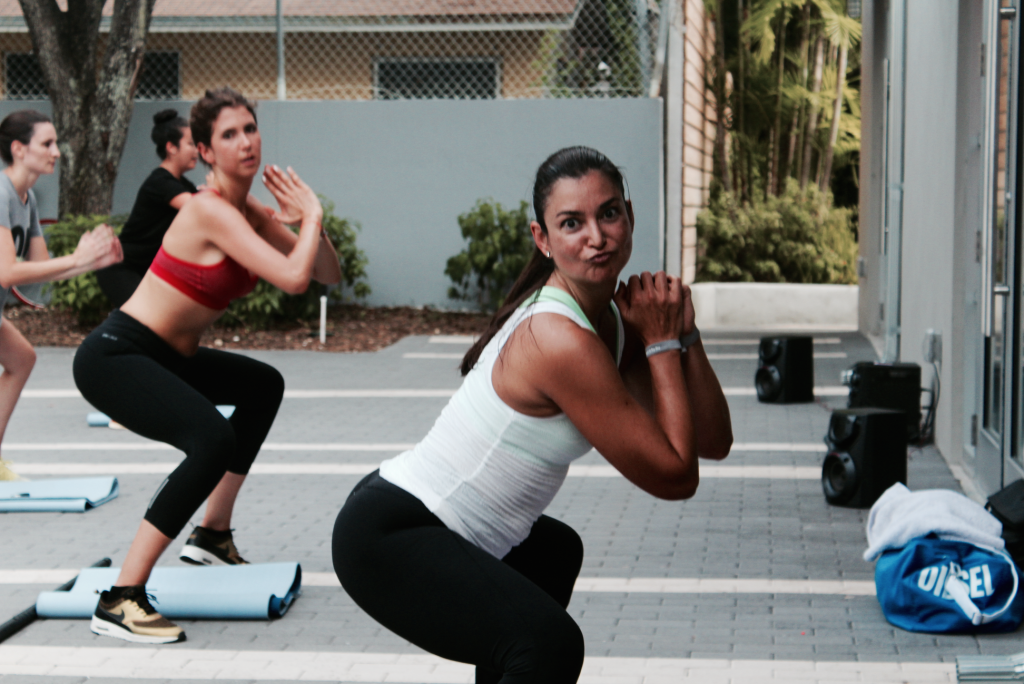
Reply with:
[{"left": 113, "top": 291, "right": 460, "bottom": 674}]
[{"left": 0, "top": 0, "right": 585, "bottom": 34}]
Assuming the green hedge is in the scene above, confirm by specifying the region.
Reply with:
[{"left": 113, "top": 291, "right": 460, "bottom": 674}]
[
  {"left": 696, "top": 180, "right": 858, "bottom": 284},
  {"left": 445, "top": 199, "right": 533, "bottom": 313}
]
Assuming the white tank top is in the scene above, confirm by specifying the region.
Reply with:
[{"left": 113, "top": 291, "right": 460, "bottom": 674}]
[{"left": 379, "top": 286, "right": 624, "bottom": 558}]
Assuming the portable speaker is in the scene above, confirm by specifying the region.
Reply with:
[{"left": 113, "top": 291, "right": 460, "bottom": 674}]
[
  {"left": 822, "top": 408, "right": 907, "bottom": 508},
  {"left": 843, "top": 362, "right": 922, "bottom": 441},
  {"left": 754, "top": 336, "right": 813, "bottom": 403}
]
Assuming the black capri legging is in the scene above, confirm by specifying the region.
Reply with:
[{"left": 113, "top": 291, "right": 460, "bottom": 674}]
[
  {"left": 73, "top": 310, "right": 284, "bottom": 538},
  {"left": 333, "top": 471, "right": 585, "bottom": 684}
]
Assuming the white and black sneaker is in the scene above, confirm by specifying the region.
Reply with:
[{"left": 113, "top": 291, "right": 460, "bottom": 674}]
[
  {"left": 179, "top": 526, "right": 249, "bottom": 566},
  {"left": 91, "top": 585, "right": 185, "bottom": 644}
]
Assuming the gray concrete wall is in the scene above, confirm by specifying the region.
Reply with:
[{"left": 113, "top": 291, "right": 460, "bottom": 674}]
[
  {"left": 858, "top": 0, "right": 887, "bottom": 343},
  {"left": 898, "top": 0, "right": 960, "bottom": 463},
  {"left": 0, "top": 98, "right": 664, "bottom": 308},
  {"left": 953, "top": 0, "right": 985, "bottom": 486}
]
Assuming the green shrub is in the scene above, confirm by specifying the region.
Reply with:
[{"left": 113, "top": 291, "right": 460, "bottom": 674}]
[
  {"left": 44, "top": 215, "right": 122, "bottom": 325},
  {"left": 445, "top": 199, "right": 533, "bottom": 312},
  {"left": 696, "top": 180, "right": 858, "bottom": 284},
  {"left": 225, "top": 196, "right": 370, "bottom": 329},
  {"left": 44, "top": 197, "right": 370, "bottom": 328}
]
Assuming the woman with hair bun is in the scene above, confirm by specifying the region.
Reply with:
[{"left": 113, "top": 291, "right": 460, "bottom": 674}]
[
  {"left": 0, "top": 110, "right": 121, "bottom": 481},
  {"left": 96, "top": 109, "right": 199, "bottom": 307},
  {"left": 333, "top": 146, "right": 732, "bottom": 683},
  {"left": 74, "top": 88, "right": 341, "bottom": 644}
]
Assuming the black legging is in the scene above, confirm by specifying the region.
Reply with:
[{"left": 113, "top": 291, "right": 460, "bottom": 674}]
[
  {"left": 73, "top": 310, "right": 284, "bottom": 538},
  {"left": 95, "top": 264, "right": 144, "bottom": 309},
  {"left": 333, "top": 471, "right": 585, "bottom": 684}
]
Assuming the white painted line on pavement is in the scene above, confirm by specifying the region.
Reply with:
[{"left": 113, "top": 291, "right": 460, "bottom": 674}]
[
  {"left": 723, "top": 386, "right": 847, "bottom": 396},
  {"left": 731, "top": 443, "right": 824, "bottom": 452},
  {"left": 0, "top": 571, "right": 873, "bottom": 596},
  {"left": 708, "top": 352, "right": 848, "bottom": 360},
  {"left": 299, "top": 573, "right": 873, "bottom": 595},
  {"left": 571, "top": 577, "right": 875, "bottom": 595},
  {"left": 2, "top": 443, "right": 416, "bottom": 452},
  {"left": 283, "top": 389, "right": 457, "bottom": 398},
  {"left": 0, "top": 646, "right": 955, "bottom": 683},
  {"left": 9, "top": 462, "right": 821, "bottom": 480},
  {"left": 21, "top": 390, "right": 80, "bottom": 398},
  {"left": 403, "top": 353, "right": 464, "bottom": 359},
  {"left": 429, "top": 335, "right": 476, "bottom": 344},
  {"left": 25, "top": 386, "right": 848, "bottom": 399},
  {"left": 20, "top": 389, "right": 459, "bottom": 399},
  {"left": 0, "top": 569, "right": 77, "bottom": 585},
  {"left": 704, "top": 337, "right": 843, "bottom": 345}
]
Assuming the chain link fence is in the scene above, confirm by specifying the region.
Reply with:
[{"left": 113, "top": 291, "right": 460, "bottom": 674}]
[{"left": 0, "top": 0, "right": 666, "bottom": 101}]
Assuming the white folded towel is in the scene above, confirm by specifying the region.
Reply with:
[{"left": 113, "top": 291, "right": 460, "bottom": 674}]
[{"left": 863, "top": 482, "right": 1004, "bottom": 561}]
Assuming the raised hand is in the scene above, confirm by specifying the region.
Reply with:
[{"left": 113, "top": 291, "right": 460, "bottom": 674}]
[
  {"left": 262, "top": 164, "right": 322, "bottom": 226},
  {"left": 613, "top": 271, "right": 685, "bottom": 346}
]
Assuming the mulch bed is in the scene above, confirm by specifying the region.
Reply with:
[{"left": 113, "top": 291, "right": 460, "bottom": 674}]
[{"left": 4, "top": 304, "right": 490, "bottom": 353}]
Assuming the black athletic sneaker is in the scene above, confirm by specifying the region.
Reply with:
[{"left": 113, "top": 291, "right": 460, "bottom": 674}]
[
  {"left": 179, "top": 526, "right": 249, "bottom": 566},
  {"left": 90, "top": 585, "right": 185, "bottom": 644}
]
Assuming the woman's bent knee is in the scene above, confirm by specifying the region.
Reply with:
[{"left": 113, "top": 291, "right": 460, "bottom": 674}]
[{"left": 506, "top": 616, "right": 584, "bottom": 683}]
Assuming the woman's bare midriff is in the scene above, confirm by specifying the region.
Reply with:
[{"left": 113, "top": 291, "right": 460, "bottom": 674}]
[{"left": 120, "top": 274, "right": 226, "bottom": 356}]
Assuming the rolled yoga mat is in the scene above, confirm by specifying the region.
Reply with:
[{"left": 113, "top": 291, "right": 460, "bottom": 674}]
[
  {"left": 88, "top": 405, "right": 235, "bottom": 427},
  {"left": 36, "top": 563, "right": 302, "bottom": 620},
  {"left": 0, "top": 477, "right": 118, "bottom": 512}
]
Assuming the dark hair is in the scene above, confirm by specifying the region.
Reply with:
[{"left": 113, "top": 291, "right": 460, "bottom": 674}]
[
  {"left": 0, "top": 110, "right": 51, "bottom": 165},
  {"left": 151, "top": 109, "right": 188, "bottom": 159},
  {"left": 459, "top": 146, "right": 626, "bottom": 375},
  {"left": 190, "top": 87, "right": 257, "bottom": 163}
]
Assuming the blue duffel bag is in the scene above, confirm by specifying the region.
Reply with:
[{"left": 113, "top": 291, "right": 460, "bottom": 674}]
[{"left": 875, "top": 535, "right": 1024, "bottom": 633}]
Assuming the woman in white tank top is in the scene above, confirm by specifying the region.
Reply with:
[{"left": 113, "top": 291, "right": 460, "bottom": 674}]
[{"left": 333, "top": 147, "right": 733, "bottom": 684}]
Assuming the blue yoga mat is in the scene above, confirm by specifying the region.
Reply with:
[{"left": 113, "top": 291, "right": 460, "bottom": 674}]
[
  {"left": 0, "top": 477, "right": 119, "bottom": 512},
  {"left": 36, "top": 563, "right": 302, "bottom": 620},
  {"left": 88, "top": 405, "right": 235, "bottom": 427}
]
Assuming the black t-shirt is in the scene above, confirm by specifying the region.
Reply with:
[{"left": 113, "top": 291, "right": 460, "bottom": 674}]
[{"left": 119, "top": 167, "right": 197, "bottom": 274}]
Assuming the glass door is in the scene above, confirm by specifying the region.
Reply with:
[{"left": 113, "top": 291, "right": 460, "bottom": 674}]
[{"left": 978, "top": 0, "right": 1020, "bottom": 492}]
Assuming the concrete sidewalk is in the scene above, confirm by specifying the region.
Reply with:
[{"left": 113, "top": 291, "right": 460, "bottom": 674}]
[{"left": 0, "top": 332, "right": 1019, "bottom": 683}]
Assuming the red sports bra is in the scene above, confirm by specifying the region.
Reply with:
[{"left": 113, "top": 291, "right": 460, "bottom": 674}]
[{"left": 149, "top": 246, "right": 258, "bottom": 311}]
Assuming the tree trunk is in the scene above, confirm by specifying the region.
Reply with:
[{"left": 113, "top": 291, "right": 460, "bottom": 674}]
[
  {"left": 736, "top": 0, "right": 747, "bottom": 201},
  {"left": 799, "top": 34, "right": 824, "bottom": 188},
  {"left": 819, "top": 41, "right": 848, "bottom": 192},
  {"left": 714, "top": 0, "right": 731, "bottom": 192},
  {"left": 783, "top": 2, "right": 811, "bottom": 188},
  {"left": 18, "top": 0, "right": 155, "bottom": 217},
  {"left": 769, "top": 7, "right": 787, "bottom": 196}
]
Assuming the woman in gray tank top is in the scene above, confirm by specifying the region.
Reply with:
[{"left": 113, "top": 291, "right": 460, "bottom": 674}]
[{"left": 0, "top": 110, "right": 122, "bottom": 481}]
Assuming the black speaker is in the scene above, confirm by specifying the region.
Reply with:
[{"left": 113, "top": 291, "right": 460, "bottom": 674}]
[
  {"left": 822, "top": 408, "right": 907, "bottom": 508},
  {"left": 755, "top": 336, "right": 813, "bottom": 403},
  {"left": 843, "top": 362, "right": 922, "bottom": 441}
]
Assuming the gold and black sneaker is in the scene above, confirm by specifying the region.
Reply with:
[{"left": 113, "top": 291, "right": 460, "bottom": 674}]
[
  {"left": 0, "top": 459, "right": 24, "bottom": 481},
  {"left": 179, "top": 526, "right": 249, "bottom": 566},
  {"left": 90, "top": 585, "right": 185, "bottom": 644}
]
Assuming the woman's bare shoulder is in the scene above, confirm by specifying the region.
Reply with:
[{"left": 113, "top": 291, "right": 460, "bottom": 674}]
[{"left": 511, "top": 311, "right": 610, "bottom": 365}]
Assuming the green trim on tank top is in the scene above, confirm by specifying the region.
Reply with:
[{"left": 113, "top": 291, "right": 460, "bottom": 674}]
[
  {"left": 524, "top": 286, "right": 620, "bottom": 357},
  {"left": 525, "top": 286, "right": 595, "bottom": 333}
]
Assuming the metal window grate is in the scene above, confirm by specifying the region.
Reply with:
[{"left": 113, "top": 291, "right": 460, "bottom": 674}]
[
  {"left": 375, "top": 58, "right": 500, "bottom": 100},
  {"left": 136, "top": 51, "right": 181, "bottom": 100},
  {"left": 4, "top": 52, "right": 46, "bottom": 100}
]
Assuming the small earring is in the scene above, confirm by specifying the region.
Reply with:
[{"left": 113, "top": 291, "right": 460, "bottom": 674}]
[{"left": 546, "top": 251, "right": 551, "bottom": 258}]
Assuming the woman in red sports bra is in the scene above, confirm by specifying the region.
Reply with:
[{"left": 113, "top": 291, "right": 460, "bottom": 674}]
[{"left": 72, "top": 87, "right": 341, "bottom": 644}]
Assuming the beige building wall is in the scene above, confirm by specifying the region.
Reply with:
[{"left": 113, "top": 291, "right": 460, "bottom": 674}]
[
  {"left": 0, "top": 30, "right": 548, "bottom": 101},
  {"left": 680, "top": 0, "right": 715, "bottom": 284}
]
